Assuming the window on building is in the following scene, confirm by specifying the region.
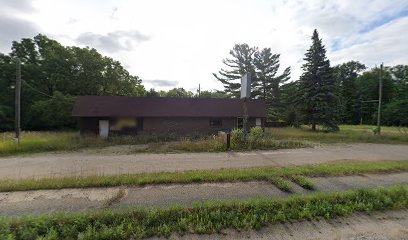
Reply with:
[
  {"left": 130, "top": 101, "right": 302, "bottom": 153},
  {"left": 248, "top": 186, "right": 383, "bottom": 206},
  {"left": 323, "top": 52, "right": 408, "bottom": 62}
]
[{"left": 210, "top": 118, "right": 222, "bottom": 127}]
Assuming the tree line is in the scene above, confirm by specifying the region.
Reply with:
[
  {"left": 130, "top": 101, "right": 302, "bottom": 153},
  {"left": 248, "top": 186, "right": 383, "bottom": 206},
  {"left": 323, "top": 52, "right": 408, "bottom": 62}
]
[
  {"left": 1, "top": 32, "right": 407, "bottom": 131},
  {"left": 214, "top": 30, "right": 408, "bottom": 131}
]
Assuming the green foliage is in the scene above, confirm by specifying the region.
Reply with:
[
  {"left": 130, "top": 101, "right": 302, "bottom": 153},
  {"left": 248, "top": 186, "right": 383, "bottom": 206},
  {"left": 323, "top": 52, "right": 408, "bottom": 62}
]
[
  {"left": 213, "top": 44, "right": 258, "bottom": 98},
  {"left": 249, "top": 127, "right": 264, "bottom": 139},
  {"left": 197, "top": 90, "right": 229, "bottom": 98},
  {"left": 0, "top": 34, "right": 146, "bottom": 131},
  {"left": 213, "top": 44, "right": 291, "bottom": 121},
  {"left": 254, "top": 48, "right": 291, "bottom": 120},
  {"left": 372, "top": 127, "right": 380, "bottom": 135},
  {"left": 290, "top": 176, "right": 315, "bottom": 190},
  {"left": 267, "top": 177, "right": 293, "bottom": 192},
  {"left": 28, "top": 92, "right": 76, "bottom": 129},
  {"left": 163, "top": 88, "right": 194, "bottom": 98},
  {"left": 231, "top": 128, "right": 246, "bottom": 148},
  {"left": 333, "top": 61, "right": 366, "bottom": 124},
  {"left": 383, "top": 99, "right": 408, "bottom": 126},
  {"left": 146, "top": 88, "right": 160, "bottom": 97},
  {"left": 297, "top": 29, "right": 339, "bottom": 131},
  {"left": 0, "top": 186, "right": 406, "bottom": 239},
  {"left": 356, "top": 67, "right": 395, "bottom": 125}
]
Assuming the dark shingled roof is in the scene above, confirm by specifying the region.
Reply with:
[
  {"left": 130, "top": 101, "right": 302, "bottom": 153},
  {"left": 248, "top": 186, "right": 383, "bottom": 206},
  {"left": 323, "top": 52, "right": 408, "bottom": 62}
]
[{"left": 72, "top": 96, "right": 266, "bottom": 118}]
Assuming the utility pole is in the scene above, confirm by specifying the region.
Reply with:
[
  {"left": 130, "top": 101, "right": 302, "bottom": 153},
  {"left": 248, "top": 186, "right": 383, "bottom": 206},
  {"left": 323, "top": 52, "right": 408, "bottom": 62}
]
[
  {"left": 198, "top": 84, "right": 201, "bottom": 98},
  {"left": 15, "top": 58, "right": 21, "bottom": 145},
  {"left": 377, "top": 63, "right": 383, "bottom": 135},
  {"left": 241, "top": 73, "right": 251, "bottom": 135}
]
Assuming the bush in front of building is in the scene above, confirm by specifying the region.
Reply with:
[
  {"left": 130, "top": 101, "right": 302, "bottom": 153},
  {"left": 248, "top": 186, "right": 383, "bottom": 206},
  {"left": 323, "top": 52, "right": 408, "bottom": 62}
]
[{"left": 231, "top": 128, "right": 246, "bottom": 149}]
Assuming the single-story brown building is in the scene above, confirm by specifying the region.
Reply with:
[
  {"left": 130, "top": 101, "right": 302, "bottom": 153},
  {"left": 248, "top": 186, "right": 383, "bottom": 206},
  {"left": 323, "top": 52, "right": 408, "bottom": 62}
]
[{"left": 72, "top": 96, "right": 266, "bottom": 137}]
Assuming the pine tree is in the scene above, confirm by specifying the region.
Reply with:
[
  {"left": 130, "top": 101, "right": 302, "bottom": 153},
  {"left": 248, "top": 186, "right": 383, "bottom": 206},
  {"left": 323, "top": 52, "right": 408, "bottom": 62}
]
[
  {"left": 254, "top": 48, "right": 291, "bottom": 120},
  {"left": 298, "top": 29, "right": 339, "bottom": 131},
  {"left": 213, "top": 44, "right": 258, "bottom": 98}
]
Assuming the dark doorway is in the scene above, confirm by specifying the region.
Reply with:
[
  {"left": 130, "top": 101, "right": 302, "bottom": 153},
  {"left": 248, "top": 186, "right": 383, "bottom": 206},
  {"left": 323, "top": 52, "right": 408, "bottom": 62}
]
[{"left": 237, "top": 117, "right": 243, "bottom": 129}]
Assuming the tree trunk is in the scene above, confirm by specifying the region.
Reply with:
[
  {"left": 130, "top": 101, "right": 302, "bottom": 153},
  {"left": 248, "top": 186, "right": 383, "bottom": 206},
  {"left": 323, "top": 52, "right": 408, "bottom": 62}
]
[{"left": 312, "top": 123, "right": 316, "bottom": 131}]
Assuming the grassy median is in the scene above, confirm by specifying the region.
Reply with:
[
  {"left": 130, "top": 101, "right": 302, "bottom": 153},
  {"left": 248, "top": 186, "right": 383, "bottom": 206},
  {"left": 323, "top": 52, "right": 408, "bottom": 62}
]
[
  {"left": 0, "top": 160, "right": 407, "bottom": 192},
  {"left": 0, "top": 185, "right": 406, "bottom": 239}
]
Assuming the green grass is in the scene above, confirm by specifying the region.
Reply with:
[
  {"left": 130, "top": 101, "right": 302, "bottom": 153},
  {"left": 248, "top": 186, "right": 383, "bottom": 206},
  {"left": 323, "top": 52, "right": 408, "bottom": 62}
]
[
  {"left": 0, "top": 160, "right": 406, "bottom": 192},
  {"left": 0, "top": 131, "right": 309, "bottom": 157},
  {"left": 0, "top": 185, "right": 406, "bottom": 239},
  {"left": 0, "top": 131, "right": 162, "bottom": 157},
  {"left": 267, "top": 125, "right": 408, "bottom": 144},
  {"left": 267, "top": 177, "right": 294, "bottom": 192},
  {"left": 290, "top": 175, "right": 315, "bottom": 190},
  {"left": 1, "top": 124, "right": 407, "bottom": 157}
]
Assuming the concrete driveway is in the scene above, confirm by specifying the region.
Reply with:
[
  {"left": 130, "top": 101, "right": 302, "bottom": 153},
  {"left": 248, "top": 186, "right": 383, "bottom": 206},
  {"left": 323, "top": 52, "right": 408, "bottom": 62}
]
[{"left": 0, "top": 143, "right": 407, "bottom": 180}]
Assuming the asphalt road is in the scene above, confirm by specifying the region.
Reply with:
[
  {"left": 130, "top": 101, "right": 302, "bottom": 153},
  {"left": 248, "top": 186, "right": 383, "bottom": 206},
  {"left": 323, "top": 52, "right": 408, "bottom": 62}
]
[{"left": 0, "top": 143, "right": 408, "bottom": 180}]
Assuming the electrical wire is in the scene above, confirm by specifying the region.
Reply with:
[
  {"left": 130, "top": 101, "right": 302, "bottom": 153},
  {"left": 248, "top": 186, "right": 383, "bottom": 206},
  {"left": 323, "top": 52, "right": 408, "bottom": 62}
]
[{"left": 22, "top": 80, "right": 53, "bottom": 98}]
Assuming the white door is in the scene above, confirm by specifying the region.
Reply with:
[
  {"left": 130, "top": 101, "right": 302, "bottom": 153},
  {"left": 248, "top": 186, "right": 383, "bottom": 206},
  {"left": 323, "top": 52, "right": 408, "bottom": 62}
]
[
  {"left": 256, "top": 118, "right": 262, "bottom": 127},
  {"left": 99, "top": 120, "right": 109, "bottom": 137}
]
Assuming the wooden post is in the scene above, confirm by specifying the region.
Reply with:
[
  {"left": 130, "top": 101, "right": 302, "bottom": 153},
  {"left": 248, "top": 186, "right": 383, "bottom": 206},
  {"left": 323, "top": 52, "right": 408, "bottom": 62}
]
[{"left": 15, "top": 58, "right": 21, "bottom": 145}]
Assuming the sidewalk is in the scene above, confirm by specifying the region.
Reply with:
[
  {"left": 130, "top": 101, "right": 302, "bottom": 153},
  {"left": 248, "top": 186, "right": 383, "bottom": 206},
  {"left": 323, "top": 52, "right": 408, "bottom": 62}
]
[{"left": 1, "top": 172, "right": 407, "bottom": 216}]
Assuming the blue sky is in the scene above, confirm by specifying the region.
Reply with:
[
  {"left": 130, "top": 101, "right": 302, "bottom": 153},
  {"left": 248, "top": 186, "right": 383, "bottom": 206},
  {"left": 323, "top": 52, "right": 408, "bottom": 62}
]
[
  {"left": 1, "top": 0, "right": 408, "bottom": 91},
  {"left": 360, "top": 8, "right": 408, "bottom": 33}
]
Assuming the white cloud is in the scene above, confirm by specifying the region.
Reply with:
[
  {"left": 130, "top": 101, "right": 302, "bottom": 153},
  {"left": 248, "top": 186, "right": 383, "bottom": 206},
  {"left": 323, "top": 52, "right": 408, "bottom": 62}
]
[
  {"left": 0, "top": 0, "right": 39, "bottom": 52},
  {"left": 1, "top": 0, "right": 407, "bottom": 90},
  {"left": 76, "top": 30, "right": 150, "bottom": 53},
  {"left": 146, "top": 79, "right": 179, "bottom": 88}
]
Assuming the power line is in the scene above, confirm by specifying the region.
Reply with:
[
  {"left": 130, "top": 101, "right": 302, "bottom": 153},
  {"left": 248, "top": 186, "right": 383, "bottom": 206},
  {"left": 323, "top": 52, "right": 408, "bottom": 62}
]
[{"left": 22, "top": 80, "right": 52, "bottom": 97}]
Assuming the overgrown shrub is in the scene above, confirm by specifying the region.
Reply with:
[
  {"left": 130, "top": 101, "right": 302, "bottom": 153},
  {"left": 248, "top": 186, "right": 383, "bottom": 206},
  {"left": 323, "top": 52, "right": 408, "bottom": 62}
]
[
  {"left": 231, "top": 128, "right": 246, "bottom": 149},
  {"left": 249, "top": 127, "right": 264, "bottom": 139}
]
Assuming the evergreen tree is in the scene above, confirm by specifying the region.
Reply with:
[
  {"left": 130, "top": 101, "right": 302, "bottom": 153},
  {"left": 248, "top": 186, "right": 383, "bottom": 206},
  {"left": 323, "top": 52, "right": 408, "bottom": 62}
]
[
  {"left": 297, "top": 29, "right": 339, "bottom": 131},
  {"left": 213, "top": 44, "right": 258, "bottom": 98},
  {"left": 254, "top": 48, "right": 291, "bottom": 120}
]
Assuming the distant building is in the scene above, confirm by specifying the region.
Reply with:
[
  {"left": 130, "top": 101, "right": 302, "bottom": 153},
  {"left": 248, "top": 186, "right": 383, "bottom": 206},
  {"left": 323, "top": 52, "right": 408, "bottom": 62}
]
[{"left": 72, "top": 96, "right": 266, "bottom": 137}]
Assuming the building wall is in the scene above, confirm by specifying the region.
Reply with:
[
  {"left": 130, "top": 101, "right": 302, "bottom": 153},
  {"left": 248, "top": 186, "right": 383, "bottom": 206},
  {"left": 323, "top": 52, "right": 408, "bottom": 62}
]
[
  {"left": 78, "top": 117, "right": 100, "bottom": 135},
  {"left": 78, "top": 116, "right": 264, "bottom": 136}
]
